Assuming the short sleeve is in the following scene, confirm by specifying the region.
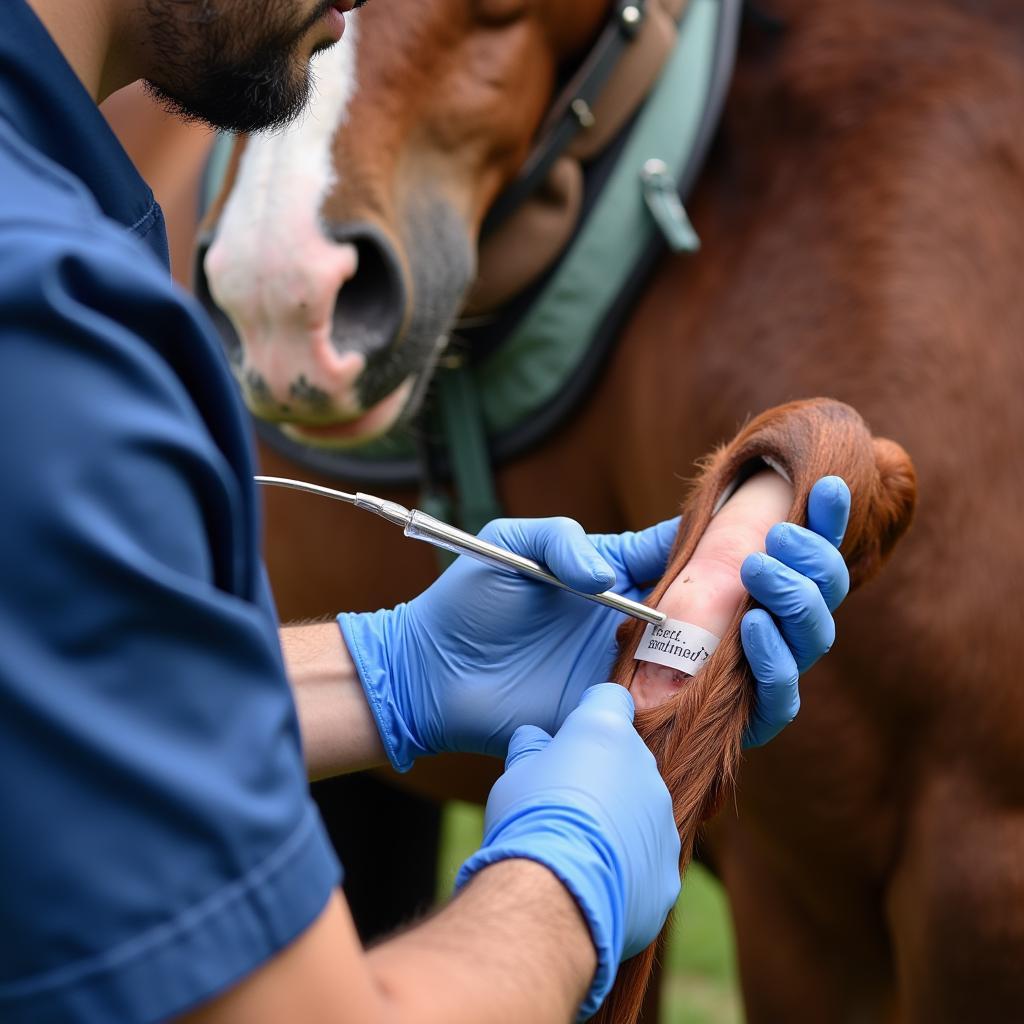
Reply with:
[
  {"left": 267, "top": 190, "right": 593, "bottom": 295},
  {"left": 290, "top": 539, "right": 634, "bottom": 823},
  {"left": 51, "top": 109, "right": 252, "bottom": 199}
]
[{"left": 0, "top": 221, "right": 340, "bottom": 1023}]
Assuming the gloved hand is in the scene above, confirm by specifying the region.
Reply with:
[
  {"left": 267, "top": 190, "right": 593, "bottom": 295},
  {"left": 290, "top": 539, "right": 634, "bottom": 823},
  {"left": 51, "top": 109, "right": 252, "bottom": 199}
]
[
  {"left": 740, "top": 474, "right": 850, "bottom": 745},
  {"left": 338, "top": 475, "right": 851, "bottom": 770},
  {"left": 455, "top": 684, "right": 680, "bottom": 1019}
]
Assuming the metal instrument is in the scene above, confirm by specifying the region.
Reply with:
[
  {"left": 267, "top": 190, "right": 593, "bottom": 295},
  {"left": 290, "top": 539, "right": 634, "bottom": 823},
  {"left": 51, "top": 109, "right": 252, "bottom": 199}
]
[{"left": 255, "top": 475, "right": 666, "bottom": 626}]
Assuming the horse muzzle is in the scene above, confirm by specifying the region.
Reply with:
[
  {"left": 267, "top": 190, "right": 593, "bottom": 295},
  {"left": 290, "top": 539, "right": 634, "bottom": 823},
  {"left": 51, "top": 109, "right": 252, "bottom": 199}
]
[
  {"left": 194, "top": 196, "right": 474, "bottom": 447},
  {"left": 194, "top": 221, "right": 420, "bottom": 443}
]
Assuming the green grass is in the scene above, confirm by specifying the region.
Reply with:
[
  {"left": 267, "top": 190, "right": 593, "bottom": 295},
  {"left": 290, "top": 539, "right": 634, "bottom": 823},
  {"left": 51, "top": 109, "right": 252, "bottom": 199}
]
[
  {"left": 663, "top": 864, "right": 742, "bottom": 1024},
  {"left": 437, "top": 801, "right": 742, "bottom": 1024}
]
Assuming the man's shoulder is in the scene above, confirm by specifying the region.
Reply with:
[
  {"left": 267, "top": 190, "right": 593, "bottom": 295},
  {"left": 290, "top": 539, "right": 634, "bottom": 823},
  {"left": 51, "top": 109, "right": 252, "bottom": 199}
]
[
  {"left": 0, "top": 115, "right": 163, "bottom": 276},
  {"left": 0, "top": 115, "right": 99, "bottom": 226},
  {"left": 0, "top": 116, "right": 218, "bottom": 397},
  {"left": 0, "top": 115, "right": 251, "bottom": 530}
]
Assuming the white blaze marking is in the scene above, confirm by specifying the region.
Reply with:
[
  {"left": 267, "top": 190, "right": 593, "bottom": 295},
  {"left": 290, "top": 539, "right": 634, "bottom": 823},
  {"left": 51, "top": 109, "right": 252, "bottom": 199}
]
[{"left": 205, "top": 22, "right": 362, "bottom": 402}]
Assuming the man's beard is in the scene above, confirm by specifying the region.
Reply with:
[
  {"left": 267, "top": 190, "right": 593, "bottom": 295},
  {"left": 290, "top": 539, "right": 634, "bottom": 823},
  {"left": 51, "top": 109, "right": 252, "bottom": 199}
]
[{"left": 143, "top": 0, "right": 337, "bottom": 133}]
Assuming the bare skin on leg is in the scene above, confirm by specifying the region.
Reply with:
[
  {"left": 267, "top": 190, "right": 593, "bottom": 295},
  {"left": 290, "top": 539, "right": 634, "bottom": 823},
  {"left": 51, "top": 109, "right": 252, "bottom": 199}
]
[{"left": 631, "top": 470, "right": 794, "bottom": 711}]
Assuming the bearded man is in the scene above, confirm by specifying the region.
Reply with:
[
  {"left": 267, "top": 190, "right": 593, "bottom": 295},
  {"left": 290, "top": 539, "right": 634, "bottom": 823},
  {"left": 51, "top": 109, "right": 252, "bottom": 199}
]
[{"left": 0, "top": 1, "right": 851, "bottom": 1021}]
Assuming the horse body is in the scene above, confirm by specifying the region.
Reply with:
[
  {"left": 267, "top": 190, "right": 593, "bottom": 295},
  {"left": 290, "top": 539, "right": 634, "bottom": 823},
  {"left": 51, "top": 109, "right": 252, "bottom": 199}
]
[
  {"left": 634, "top": 5, "right": 1024, "bottom": 1016},
  {"left": 112, "top": 0, "right": 1024, "bottom": 1018}
]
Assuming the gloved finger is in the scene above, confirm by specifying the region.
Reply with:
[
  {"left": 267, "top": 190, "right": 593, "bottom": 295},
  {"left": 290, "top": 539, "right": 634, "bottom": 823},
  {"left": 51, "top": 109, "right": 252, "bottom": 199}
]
[
  {"left": 590, "top": 516, "right": 682, "bottom": 589},
  {"left": 740, "top": 609, "right": 801, "bottom": 747},
  {"left": 505, "top": 724, "right": 553, "bottom": 770},
  {"left": 573, "top": 682, "right": 636, "bottom": 723},
  {"left": 740, "top": 553, "right": 835, "bottom": 672},
  {"left": 806, "top": 476, "right": 850, "bottom": 549},
  {"left": 480, "top": 517, "right": 615, "bottom": 594},
  {"left": 765, "top": 522, "right": 850, "bottom": 612}
]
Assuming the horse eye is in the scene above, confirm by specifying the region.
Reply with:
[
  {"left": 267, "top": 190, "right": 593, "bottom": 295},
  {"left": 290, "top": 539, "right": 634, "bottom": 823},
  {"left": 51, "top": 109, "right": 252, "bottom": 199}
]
[{"left": 474, "top": 0, "right": 529, "bottom": 26}]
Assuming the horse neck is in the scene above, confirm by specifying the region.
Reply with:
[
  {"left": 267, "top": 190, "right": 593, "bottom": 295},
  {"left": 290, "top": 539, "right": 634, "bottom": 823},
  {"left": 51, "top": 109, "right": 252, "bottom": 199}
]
[{"left": 731, "top": 0, "right": 1019, "bottom": 121}]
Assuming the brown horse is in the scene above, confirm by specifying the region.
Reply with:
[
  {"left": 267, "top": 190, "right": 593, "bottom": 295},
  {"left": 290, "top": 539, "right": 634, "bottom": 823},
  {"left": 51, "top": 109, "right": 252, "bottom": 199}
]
[{"left": 113, "top": 0, "right": 1024, "bottom": 1019}]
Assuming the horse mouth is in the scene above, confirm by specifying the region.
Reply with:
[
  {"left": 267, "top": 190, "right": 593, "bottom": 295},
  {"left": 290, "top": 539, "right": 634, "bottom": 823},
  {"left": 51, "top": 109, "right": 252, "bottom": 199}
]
[{"left": 278, "top": 377, "right": 416, "bottom": 448}]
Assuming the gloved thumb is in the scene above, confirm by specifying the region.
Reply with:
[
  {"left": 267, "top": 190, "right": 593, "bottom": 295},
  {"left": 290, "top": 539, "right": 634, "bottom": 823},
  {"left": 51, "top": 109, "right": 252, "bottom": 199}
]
[
  {"left": 807, "top": 475, "right": 850, "bottom": 548},
  {"left": 504, "top": 724, "right": 552, "bottom": 770},
  {"left": 575, "top": 683, "right": 636, "bottom": 722}
]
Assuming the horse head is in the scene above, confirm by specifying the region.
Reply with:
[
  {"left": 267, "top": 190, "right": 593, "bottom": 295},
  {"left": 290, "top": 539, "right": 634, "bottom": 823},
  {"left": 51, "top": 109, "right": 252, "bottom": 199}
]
[{"left": 196, "top": 0, "right": 609, "bottom": 445}]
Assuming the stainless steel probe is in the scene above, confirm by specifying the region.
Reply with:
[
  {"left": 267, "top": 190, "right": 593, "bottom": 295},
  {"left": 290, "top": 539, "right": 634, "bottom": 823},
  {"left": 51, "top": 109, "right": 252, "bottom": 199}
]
[{"left": 255, "top": 475, "right": 666, "bottom": 626}]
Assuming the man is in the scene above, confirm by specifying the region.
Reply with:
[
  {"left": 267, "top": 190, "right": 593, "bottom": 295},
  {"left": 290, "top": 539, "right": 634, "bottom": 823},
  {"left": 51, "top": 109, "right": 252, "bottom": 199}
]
[{"left": 0, "top": 0, "right": 851, "bottom": 1021}]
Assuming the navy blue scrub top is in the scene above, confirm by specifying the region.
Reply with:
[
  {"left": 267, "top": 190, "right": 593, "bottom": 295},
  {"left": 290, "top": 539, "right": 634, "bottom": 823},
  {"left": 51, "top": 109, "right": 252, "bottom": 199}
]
[{"left": 0, "top": 2, "right": 341, "bottom": 1021}]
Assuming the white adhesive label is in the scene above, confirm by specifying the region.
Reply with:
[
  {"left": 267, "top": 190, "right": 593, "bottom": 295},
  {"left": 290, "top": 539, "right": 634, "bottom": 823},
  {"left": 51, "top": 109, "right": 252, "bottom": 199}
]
[{"left": 635, "top": 618, "right": 721, "bottom": 675}]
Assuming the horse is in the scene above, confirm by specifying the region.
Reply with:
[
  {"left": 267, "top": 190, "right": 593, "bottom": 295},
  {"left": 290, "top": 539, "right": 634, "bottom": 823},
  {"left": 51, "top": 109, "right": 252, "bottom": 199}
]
[{"left": 111, "top": 0, "right": 1024, "bottom": 1018}]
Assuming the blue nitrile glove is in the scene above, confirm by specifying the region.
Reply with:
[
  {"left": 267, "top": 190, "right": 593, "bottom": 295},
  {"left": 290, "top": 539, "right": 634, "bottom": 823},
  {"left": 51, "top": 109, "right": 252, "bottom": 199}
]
[
  {"left": 739, "top": 474, "right": 851, "bottom": 745},
  {"left": 338, "top": 475, "right": 851, "bottom": 770},
  {"left": 455, "top": 684, "right": 681, "bottom": 1020}
]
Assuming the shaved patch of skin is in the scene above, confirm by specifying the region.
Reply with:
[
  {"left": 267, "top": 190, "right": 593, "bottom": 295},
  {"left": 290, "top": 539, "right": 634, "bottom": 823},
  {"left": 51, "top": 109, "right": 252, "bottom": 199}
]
[{"left": 631, "top": 470, "right": 794, "bottom": 711}]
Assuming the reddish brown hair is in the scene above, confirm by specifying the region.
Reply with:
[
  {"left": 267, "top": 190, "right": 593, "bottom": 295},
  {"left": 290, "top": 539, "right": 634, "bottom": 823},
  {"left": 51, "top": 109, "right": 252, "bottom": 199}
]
[{"left": 594, "top": 398, "right": 917, "bottom": 1024}]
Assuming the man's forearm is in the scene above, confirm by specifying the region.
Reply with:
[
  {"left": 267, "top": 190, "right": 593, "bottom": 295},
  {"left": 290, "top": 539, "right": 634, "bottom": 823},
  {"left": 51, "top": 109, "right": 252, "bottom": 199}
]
[
  {"left": 181, "top": 860, "right": 597, "bottom": 1024},
  {"left": 368, "top": 859, "right": 596, "bottom": 1023},
  {"left": 280, "top": 621, "right": 387, "bottom": 779}
]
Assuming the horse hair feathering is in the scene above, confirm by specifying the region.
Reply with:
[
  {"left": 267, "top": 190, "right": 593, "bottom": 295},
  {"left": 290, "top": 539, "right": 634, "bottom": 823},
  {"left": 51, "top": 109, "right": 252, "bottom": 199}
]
[{"left": 593, "top": 398, "right": 917, "bottom": 1024}]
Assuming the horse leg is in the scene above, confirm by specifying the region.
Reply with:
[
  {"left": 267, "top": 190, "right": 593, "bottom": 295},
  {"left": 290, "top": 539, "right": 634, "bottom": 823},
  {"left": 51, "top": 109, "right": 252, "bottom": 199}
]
[
  {"left": 313, "top": 773, "right": 442, "bottom": 942},
  {"left": 714, "top": 825, "right": 898, "bottom": 1023},
  {"left": 886, "top": 776, "right": 1024, "bottom": 1022}
]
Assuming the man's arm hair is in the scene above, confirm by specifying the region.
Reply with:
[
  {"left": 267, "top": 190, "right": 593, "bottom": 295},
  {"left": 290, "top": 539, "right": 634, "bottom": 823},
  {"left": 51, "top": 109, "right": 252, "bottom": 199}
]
[{"left": 178, "top": 859, "right": 596, "bottom": 1024}]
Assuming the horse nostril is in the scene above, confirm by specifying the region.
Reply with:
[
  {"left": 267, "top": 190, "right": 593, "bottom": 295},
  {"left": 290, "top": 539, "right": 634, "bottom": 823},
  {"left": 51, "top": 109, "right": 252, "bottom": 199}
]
[
  {"left": 193, "top": 231, "right": 242, "bottom": 367},
  {"left": 328, "top": 224, "right": 407, "bottom": 359}
]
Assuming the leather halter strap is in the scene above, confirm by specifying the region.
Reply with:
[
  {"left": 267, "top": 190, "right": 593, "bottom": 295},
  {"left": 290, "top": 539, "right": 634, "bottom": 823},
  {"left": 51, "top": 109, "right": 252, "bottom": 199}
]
[
  {"left": 467, "top": 0, "right": 689, "bottom": 313},
  {"left": 482, "top": 1, "right": 652, "bottom": 237}
]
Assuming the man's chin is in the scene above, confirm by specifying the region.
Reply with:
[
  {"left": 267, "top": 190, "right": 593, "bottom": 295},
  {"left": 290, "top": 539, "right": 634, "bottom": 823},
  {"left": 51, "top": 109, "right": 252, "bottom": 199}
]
[{"left": 143, "top": 65, "right": 312, "bottom": 134}]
